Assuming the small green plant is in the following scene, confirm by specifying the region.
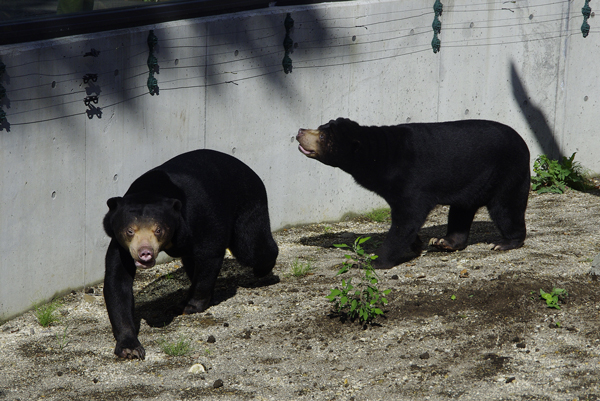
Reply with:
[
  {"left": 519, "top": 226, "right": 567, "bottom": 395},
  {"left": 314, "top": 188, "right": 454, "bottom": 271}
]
[
  {"left": 290, "top": 259, "right": 313, "bottom": 278},
  {"left": 323, "top": 226, "right": 332, "bottom": 233},
  {"left": 365, "top": 208, "right": 391, "bottom": 222},
  {"left": 327, "top": 237, "right": 391, "bottom": 324},
  {"left": 158, "top": 337, "right": 192, "bottom": 356},
  {"left": 35, "top": 299, "right": 62, "bottom": 327},
  {"left": 55, "top": 325, "right": 70, "bottom": 350},
  {"left": 539, "top": 287, "right": 568, "bottom": 309},
  {"left": 531, "top": 153, "right": 591, "bottom": 194}
]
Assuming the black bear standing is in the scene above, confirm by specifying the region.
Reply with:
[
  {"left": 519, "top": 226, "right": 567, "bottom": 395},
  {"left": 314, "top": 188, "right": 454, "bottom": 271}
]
[
  {"left": 296, "top": 118, "right": 530, "bottom": 269},
  {"left": 103, "top": 149, "right": 278, "bottom": 359}
]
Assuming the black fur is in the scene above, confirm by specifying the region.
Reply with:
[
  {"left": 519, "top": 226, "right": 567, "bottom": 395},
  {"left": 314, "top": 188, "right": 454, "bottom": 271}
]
[
  {"left": 103, "top": 149, "right": 278, "bottom": 359},
  {"left": 297, "top": 118, "right": 530, "bottom": 269}
]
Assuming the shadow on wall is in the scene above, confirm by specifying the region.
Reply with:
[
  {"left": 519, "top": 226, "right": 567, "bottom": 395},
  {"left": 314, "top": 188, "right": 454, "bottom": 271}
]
[{"left": 510, "top": 61, "right": 563, "bottom": 160}]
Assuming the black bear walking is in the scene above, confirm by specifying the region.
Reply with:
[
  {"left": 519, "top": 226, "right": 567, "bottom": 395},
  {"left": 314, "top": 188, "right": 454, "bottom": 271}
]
[
  {"left": 297, "top": 118, "right": 530, "bottom": 269},
  {"left": 103, "top": 149, "right": 278, "bottom": 359}
]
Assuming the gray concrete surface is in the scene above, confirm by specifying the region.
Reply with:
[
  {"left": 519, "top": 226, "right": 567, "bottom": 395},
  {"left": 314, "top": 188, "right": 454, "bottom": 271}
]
[{"left": 0, "top": 0, "right": 598, "bottom": 321}]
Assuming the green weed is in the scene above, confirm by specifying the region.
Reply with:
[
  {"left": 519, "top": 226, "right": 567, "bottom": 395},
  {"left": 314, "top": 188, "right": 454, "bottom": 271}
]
[
  {"left": 35, "top": 299, "right": 62, "bottom": 327},
  {"left": 365, "top": 208, "right": 391, "bottom": 222},
  {"left": 539, "top": 287, "right": 568, "bottom": 309},
  {"left": 290, "top": 259, "right": 313, "bottom": 278},
  {"left": 531, "top": 153, "right": 592, "bottom": 194},
  {"left": 158, "top": 337, "right": 192, "bottom": 356},
  {"left": 55, "top": 325, "right": 70, "bottom": 350},
  {"left": 327, "top": 237, "right": 390, "bottom": 324}
]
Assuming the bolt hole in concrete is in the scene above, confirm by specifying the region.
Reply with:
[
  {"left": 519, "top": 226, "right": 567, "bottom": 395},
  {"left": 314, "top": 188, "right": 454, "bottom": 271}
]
[
  {"left": 51, "top": 191, "right": 56, "bottom": 199},
  {"left": 113, "top": 174, "right": 118, "bottom": 182}
]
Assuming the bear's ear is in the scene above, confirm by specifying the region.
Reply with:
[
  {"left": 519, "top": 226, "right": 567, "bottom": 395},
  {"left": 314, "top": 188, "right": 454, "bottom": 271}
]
[
  {"left": 107, "top": 197, "right": 122, "bottom": 211},
  {"left": 170, "top": 199, "right": 182, "bottom": 213}
]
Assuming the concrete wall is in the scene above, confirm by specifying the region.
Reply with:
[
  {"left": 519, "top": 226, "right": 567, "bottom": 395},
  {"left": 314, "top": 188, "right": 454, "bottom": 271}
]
[{"left": 0, "top": 0, "right": 598, "bottom": 320}]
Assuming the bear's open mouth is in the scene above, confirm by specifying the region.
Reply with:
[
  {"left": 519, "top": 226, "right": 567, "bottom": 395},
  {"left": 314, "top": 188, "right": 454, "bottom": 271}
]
[
  {"left": 298, "top": 144, "right": 315, "bottom": 156},
  {"left": 135, "top": 259, "right": 156, "bottom": 269}
]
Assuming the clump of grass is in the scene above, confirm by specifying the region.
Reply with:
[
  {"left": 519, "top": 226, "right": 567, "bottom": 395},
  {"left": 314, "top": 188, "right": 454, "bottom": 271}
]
[
  {"left": 531, "top": 153, "right": 593, "bottom": 194},
  {"left": 365, "top": 208, "right": 391, "bottom": 222},
  {"left": 35, "top": 299, "right": 62, "bottom": 327},
  {"left": 158, "top": 337, "right": 192, "bottom": 356},
  {"left": 290, "top": 259, "right": 313, "bottom": 278}
]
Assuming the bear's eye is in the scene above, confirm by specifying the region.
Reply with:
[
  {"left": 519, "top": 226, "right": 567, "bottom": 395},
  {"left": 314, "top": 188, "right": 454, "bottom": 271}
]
[
  {"left": 319, "top": 133, "right": 324, "bottom": 140},
  {"left": 155, "top": 227, "right": 162, "bottom": 236},
  {"left": 126, "top": 228, "right": 135, "bottom": 237}
]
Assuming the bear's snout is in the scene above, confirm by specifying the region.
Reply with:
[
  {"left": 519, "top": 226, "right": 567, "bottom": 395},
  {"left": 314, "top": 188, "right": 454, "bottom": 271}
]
[
  {"left": 296, "top": 128, "right": 320, "bottom": 157},
  {"left": 134, "top": 246, "right": 156, "bottom": 269},
  {"left": 138, "top": 246, "right": 154, "bottom": 262}
]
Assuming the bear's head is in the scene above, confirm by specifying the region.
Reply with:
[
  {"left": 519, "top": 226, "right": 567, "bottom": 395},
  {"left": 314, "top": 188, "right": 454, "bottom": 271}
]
[
  {"left": 103, "top": 193, "right": 182, "bottom": 269},
  {"left": 296, "top": 118, "right": 362, "bottom": 167}
]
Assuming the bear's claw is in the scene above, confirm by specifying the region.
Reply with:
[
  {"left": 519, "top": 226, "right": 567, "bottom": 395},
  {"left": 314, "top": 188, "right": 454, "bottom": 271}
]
[
  {"left": 117, "top": 346, "right": 145, "bottom": 360},
  {"left": 429, "top": 237, "right": 466, "bottom": 251}
]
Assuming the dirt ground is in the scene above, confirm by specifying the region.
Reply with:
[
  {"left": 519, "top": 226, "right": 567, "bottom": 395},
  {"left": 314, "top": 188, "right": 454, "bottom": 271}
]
[{"left": 2, "top": 190, "right": 600, "bottom": 401}]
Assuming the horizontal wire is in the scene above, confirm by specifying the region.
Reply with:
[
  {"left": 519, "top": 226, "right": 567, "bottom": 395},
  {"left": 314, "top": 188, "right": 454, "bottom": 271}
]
[{"left": 2, "top": 1, "right": 594, "bottom": 124}]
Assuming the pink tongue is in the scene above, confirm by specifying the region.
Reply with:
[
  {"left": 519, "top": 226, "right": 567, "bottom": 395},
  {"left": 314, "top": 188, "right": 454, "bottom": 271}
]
[
  {"left": 135, "top": 260, "right": 155, "bottom": 269},
  {"left": 298, "top": 144, "right": 313, "bottom": 155}
]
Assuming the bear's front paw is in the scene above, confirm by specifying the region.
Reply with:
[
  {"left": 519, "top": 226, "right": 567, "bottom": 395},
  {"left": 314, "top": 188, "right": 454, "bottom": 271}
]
[
  {"left": 490, "top": 238, "right": 524, "bottom": 251},
  {"left": 115, "top": 344, "right": 146, "bottom": 360},
  {"left": 429, "top": 237, "right": 450, "bottom": 249},
  {"left": 372, "top": 259, "right": 395, "bottom": 270},
  {"left": 181, "top": 298, "right": 211, "bottom": 315},
  {"left": 429, "top": 237, "right": 466, "bottom": 251}
]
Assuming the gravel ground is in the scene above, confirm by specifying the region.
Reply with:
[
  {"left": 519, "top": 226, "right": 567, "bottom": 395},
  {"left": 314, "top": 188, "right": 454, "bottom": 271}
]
[{"left": 1, "top": 190, "right": 600, "bottom": 401}]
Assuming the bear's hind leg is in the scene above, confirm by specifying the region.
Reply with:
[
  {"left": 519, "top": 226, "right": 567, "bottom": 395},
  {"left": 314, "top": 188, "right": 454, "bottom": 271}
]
[
  {"left": 179, "top": 254, "right": 224, "bottom": 314},
  {"left": 229, "top": 205, "right": 278, "bottom": 278},
  {"left": 486, "top": 188, "right": 527, "bottom": 250},
  {"left": 429, "top": 206, "right": 477, "bottom": 251}
]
